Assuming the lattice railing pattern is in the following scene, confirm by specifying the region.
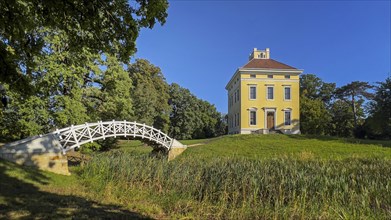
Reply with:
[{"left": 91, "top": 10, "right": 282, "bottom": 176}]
[{"left": 51, "top": 121, "right": 173, "bottom": 153}]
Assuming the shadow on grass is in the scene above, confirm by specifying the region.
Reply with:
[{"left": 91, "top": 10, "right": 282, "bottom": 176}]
[
  {"left": 287, "top": 134, "right": 391, "bottom": 148},
  {"left": 0, "top": 159, "right": 153, "bottom": 219}
]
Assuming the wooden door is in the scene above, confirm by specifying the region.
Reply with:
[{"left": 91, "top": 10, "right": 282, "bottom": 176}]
[{"left": 267, "top": 112, "right": 274, "bottom": 129}]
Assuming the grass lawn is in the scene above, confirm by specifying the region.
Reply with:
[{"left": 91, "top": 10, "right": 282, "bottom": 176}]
[
  {"left": 1, "top": 134, "right": 391, "bottom": 219},
  {"left": 183, "top": 134, "right": 391, "bottom": 160}
]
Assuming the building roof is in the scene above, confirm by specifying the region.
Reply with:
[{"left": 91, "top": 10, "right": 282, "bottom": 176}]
[{"left": 242, "top": 58, "right": 297, "bottom": 69}]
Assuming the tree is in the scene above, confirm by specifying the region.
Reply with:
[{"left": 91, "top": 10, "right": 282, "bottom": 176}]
[
  {"left": 335, "top": 81, "right": 373, "bottom": 130},
  {"left": 0, "top": 0, "right": 168, "bottom": 90},
  {"left": 300, "top": 74, "right": 336, "bottom": 105},
  {"left": 365, "top": 77, "right": 391, "bottom": 139},
  {"left": 300, "top": 96, "right": 331, "bottom": 135},
  {"left": 168, "top": 83, "right": 225, "bottom": 140},
  {"left": 169, "top": 83, "right": 198, "bottom": 140},
  {"left": 33, "top": 31, "right": 96, "bottom": 128},
  {"left": 128, "top": 59, "right": 171, "bottom": 132},
  {"left": 299, "top": 74, "right": 335, "bottom": 135},
  {"left": 329, "top": 100, "right": 355, "bottom": 137},
  {"left": 84, "top": 54, "right": 134, "bottom": 122}
]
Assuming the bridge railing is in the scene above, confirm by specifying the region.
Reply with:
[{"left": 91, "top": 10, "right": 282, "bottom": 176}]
[{"left": 51, "top": 121, "right": 173, "bottom": 153}]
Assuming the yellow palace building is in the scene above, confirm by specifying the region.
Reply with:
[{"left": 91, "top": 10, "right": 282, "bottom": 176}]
[{"left": 226, "top": 48, "right": 303, "bottom": 134}]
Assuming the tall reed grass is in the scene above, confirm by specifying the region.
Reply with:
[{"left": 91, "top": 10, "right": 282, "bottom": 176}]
[{"left": 80, "top": 150, "right": 391, "bottom": 219}]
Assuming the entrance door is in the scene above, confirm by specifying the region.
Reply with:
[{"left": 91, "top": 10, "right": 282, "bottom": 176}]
[{"left": 267, "top": 112, "right": 275, "bottom": 129}]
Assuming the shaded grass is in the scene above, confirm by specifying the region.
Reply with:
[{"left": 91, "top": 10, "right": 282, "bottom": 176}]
[{"left": 0, "top": 159, "right": 153, "bottom": 219}]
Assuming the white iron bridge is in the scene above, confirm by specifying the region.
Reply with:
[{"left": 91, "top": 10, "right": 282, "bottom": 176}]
[
  {"left": 51, "top": 120, "right": 182, "bottom": 153},
  {"left": 0, "top": 120, "right": 187, "bottom": 175}
]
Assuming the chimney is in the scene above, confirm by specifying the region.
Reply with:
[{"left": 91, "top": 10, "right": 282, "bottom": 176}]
[{"left": 249, "top": 48, "right": 270, "bottom": 60}]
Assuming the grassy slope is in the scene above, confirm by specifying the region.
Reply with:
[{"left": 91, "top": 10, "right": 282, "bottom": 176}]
[
  {"left": 182, "top": 134, "right": 391, "bottom": 160},
  {"left": 1, "top": 135, "right": 391, "bottom": 219},
  {"left": 0, "top": 159, "right": 153, "bottom": 219}
]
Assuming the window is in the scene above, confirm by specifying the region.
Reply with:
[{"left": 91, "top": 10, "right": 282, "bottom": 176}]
[
  {"left": 284, "top": 87, "right": 291, "bottom": 100},
  {"left": 285, "top": 75, "right": 290, "bottom": 79},
  {"left": 267, "top": 87, "right": 274, "bottom": 100},
  {"left": 236, "top": 90, "right": 240, "bottom": 102},
  {"left": 250, "top": 74, "right": 256, "bottom": 78},
  {"left": 250, "top": 111, "right": 256, "bottom": 125},
  {"left": 268, "top": 75, "right": 273, "bottom": 79},
  {"left": 237, "top": 113, "right": 240, "bottom": 127},
  {"left": 284, "top": 111, "right": 291, "bottom": 126},
  {"left": 249, "top": 86, "right": 256, "bottom": 100}
]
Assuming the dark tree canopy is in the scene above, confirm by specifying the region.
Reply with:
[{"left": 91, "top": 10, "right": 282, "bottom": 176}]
[
  {"left": 365, "top": 77, "right": 391, "bottom": 139},
  {"left": 335, "top": 81, "right": 373, "bottom": 129},
  {"left": 0, "top": 0, "right": 168, "bottom": 86}
]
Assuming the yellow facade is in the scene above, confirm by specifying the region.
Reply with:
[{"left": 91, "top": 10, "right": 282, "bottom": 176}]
[{"left": 226, "top": 48, "right": 303, "bottom": 134}]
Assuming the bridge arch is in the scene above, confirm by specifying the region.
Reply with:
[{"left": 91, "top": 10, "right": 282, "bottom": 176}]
[
  {"left": 0, "top": 121, "right": 186, "bottom": 175},
  {"left": 52, "top": 120, "right": 178, "bottom": 153}
]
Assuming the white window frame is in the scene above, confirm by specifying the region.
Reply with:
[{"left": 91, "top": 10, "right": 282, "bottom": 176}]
[
  {"left": 249, "top": 85, "right": 257, "bottom": 100},
  {"left": 284, "top": 86, "right": 291, "bottom": 101},
  {"left": 266, "top": 86, "right": 274, "bottom": 100},
  {"left": 284, "top": 110, "right": 292, "bottom": 126},
  {"left": 249, "top": 108, "right": 257, "bottom": 126}
]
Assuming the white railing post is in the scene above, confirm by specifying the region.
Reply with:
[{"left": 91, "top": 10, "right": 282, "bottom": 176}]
[
  {"left": 124, "top": 120, "right": 127, "bottom": 137},
  {"left": 142, "top": 123, "right": 145, "bottom": 139},
  {"left": 100, "top": 121, "right": 106, "bottom": 140},
  {"left": 133, "top": 121, "right": 136, "bottom": 137},
  {"left": 56, "top": 128, "right": 63, "bottom": 140},
  {"left": 86, "top": 122, "right": 93, "bottom": 143},
  {"left": 113, "top": 120, "right": 116, "bottom": 138},
  {"left": 71, "top": 125, "right": 80, "bottom": 149}
]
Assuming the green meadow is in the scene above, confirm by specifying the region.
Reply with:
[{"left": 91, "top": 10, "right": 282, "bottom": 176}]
[{"left": 1, "top": 135, "right": 391, "bottom": 219}]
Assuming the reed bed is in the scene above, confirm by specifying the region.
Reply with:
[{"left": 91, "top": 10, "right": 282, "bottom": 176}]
[{"left": 80, "top": 150, "right": 391, "bottom": 219}]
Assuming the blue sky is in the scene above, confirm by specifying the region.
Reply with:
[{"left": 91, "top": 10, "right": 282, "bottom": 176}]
[{"left": 134, "top": 1, "right": 391, "bottom": 113}]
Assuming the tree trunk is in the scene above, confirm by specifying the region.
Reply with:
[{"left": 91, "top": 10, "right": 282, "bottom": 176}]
[{"left": 351, "top": 94, "right": 357, "bottom": 129}]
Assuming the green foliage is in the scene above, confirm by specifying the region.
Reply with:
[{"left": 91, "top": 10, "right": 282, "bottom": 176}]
[
  {"left": 335, "top": 81, "right": 373, "bottom": 130},
  {"left": 365, "top": 77, "right": 391, "bottom": 139},
  {"left": 299, "top": 96, "right": 331, "bottom": 135},
  {"left": 300, "top": 74, "right": 334, "bottom": 135},
  {"left": 128, "top": 59, "right": 170, "bottom": 132},
  {"left": 169, "top": 83, "right": 225, "bottom": 139},
  {"left": 87, "top": 54, "right": 134, "bottom": 122},
  {"left": 299, "top": 74, "right": 378, "bottom": 138},
  {"left": 329, "top": 100, "right": 355, "bottom": 137},
  {"left": 0, "top": 0, "right": 169, "bottom": 90},
  {"left": 300, "top": 74, "right": 335, "bottom": 105},
  {"left": 0, "top": 84, "right": 50, "bottom": 139}
]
